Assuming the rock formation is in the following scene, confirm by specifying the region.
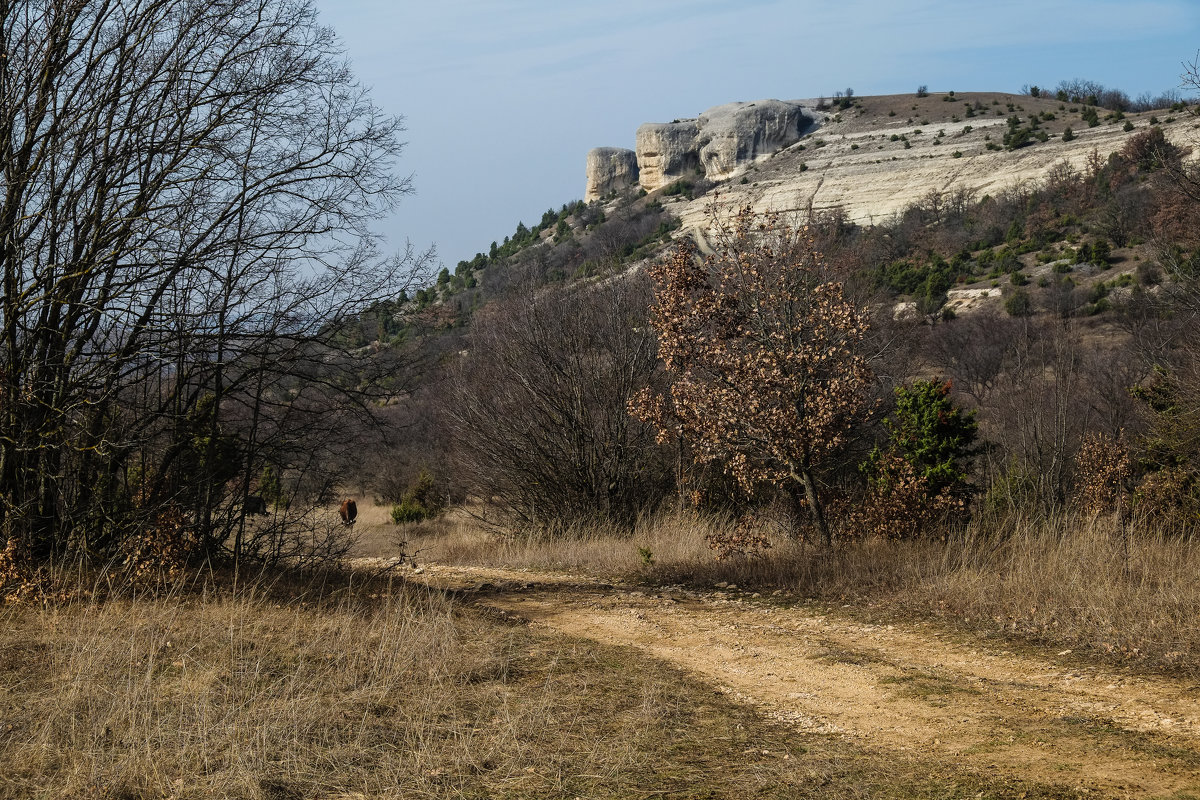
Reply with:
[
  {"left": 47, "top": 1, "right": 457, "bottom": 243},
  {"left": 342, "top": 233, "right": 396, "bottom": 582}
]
[
  {"left": 634, "top": 119, "right": 703, "bottom": 194},
  {"left": 695, "top": 100, "right": 813, "bottom": 182},
  {"left": 592, "top": 100, "right": 815, "bottom": 196},
  {"left": 585, "top": 147, "right": 639, "bottom": 202}
]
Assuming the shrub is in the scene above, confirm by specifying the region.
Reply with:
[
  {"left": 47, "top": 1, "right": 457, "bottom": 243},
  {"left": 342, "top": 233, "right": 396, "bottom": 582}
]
[
  {"left": 447, "top": 279, "right": 670, "bottom": 531},
  {"left": 1062, "top": 126, "right": 1075, "bottom": 141},
  {"left": 662, "top": 179, "right": 695, "bottom": 199},
  {"left": 259, "top": 465, "right": 285, "bottom": 508},
  {"left": 389, "top": 470, "right": 446, "bottom": 525},
  {"left": 1003, "top": 118, "right": 1034, "bottom": 150},
  {"left": 1121, "top": 126, "right": 1179, "bottom": 171},
  {"left": 390, "top": 499, "right": 426, "bottom": 525},
  {"left": 1004, "top": 289, "right": 1034, "bottom": 317},
  {"left": 855, "top": 380, "right": 979, "bottom": 539}
]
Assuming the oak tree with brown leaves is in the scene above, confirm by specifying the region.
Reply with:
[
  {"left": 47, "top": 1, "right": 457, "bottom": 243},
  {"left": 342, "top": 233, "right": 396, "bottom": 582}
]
[{"left": 633, "top": 208, "right": 873, "bottom": 546}]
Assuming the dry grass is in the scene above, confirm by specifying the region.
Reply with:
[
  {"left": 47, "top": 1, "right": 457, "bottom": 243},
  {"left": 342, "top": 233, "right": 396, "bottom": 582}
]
[
  {"left": 909, "top": 514, "right": 1200, "bottom": 670},
  {"left": 405, "top": 506, "right": 1200, "bottom": 676},
  {"left": 0, "top": 568, "right": 1065, "bottom": 800}
]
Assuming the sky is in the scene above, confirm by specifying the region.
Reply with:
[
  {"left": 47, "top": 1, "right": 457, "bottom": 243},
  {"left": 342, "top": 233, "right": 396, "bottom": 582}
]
[{"left": 313, "top": 0, "right": 1200, "bottom": 273}]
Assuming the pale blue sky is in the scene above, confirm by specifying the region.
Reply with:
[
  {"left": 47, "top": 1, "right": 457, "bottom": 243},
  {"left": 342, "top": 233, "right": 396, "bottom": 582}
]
[{"left": 313, "top": 0, "right": 1200, "bottom": 272}]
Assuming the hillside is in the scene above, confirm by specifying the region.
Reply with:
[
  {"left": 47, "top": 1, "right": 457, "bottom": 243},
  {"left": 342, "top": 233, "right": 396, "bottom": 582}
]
[
  {"left": 345, "top": 84, "right": 1200, "bottom": 539},
  {"left": 377, "top": 90, "right": 1195, "bottom": 343},
  {"left": 660, "top": 92, "right": 1196, "bottom": 236}
]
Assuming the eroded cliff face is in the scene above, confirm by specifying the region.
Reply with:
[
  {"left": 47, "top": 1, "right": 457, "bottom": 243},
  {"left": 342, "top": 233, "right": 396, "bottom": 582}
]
[
  {"left": 587, "top": 100, "right": 815, "bottom": 195},
  {"left": 584, "top": 148, "right": 639, "bottom": 202},
  {"left": 695, "top": 100, "right": 813, "bottom": 182},
  {"left": 589, "top": 92, "right": 1195, "bottom": 255},
  {"left": 634, "top": 119, "right": 703, "bottom": 193}
]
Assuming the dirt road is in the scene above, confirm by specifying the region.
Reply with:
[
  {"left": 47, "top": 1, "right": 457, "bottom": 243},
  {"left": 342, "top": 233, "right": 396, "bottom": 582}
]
[{"left": 400, "top": 563, "right": 1200, "bottom": 797}]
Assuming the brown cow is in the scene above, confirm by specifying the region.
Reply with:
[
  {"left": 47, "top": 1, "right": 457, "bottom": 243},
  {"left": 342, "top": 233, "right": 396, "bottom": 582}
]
[{"left": 338, "top": 498, "right": 358, "bottom": 526}]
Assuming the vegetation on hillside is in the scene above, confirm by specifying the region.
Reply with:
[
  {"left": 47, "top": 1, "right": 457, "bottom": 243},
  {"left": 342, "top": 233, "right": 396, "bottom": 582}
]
[{"left": 386, "top": 120, "right": 1200, "bottom": 556}]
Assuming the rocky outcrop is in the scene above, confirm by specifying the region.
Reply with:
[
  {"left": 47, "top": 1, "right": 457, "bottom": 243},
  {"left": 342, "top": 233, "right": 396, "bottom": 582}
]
[
  {"left": 621, "top": 101, "right": 814, "bottom": 193},
  {"left": 635, "top": 119, "right": 703, "bottom": 194},
  {"left": 585, "top": 147, "right": 639, "bottom": 202},
  {"left": 696, "top": 100, "right": 813, "bottom": 181}
]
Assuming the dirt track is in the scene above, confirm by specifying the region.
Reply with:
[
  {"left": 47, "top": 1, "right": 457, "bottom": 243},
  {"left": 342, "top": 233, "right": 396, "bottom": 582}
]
[{"left": 401, "top": 563, "right": 1200, "bottom": 797}]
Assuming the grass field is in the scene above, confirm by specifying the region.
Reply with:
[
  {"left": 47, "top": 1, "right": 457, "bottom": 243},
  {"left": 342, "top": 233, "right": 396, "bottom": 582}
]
[
  {"left": 0, "top": 568, "right": 1083, "bottom": 799},
  {"left": 3, "top": 500, "right": 1197, "bottom": 797}
]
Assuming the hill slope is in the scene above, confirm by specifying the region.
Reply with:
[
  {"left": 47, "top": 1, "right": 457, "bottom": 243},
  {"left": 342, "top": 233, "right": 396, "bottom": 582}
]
[{"left": 587, "top": 91, "right": 1195, "bottom": 245}]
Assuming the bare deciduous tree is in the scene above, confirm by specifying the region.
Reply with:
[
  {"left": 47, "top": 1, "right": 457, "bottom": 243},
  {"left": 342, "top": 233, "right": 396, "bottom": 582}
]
[
  {"left": 0, "top": 0, "right": 429, "bottom": 566},
  {"left": 926, "top": 312, "right": 1021, "bottom": 406},
  {"left": 446, "top": 276, "right": 670, "bottom": 532}
]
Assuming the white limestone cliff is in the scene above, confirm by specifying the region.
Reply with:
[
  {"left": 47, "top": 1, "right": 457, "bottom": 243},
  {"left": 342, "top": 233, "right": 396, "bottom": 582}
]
[
  {"left": 590, "top": 100, "right": 816, "bottom": 195},
  {"left": 585, "top": 147, "right": 640, "bottom": 202}
]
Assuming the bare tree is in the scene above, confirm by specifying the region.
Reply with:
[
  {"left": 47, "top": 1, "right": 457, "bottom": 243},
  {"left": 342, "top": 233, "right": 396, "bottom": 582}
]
[
  {"left": 446, "top": 276, "right": 671, "bottom": 532},
  {"left": 925, "top": 312, "right": 1022, "bottom": 406},
  {"left": 981, "top": 320, "right": 1091, "bottom": 511},
  {"left": 0, "top": 0, "right": 429, "bottom": 566}
]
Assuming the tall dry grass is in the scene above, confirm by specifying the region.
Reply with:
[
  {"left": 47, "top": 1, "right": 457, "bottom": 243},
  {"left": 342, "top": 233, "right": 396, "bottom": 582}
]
[
  {"left": 416, "top": 508, "right": 1200, "bottom": 675},
  {"left": 911, "top": 514, "right": 1200, "bottom": 670},
  {"left": 2, "top": 574, "right": 495, "bottom": 798},
  {"left": 2, "top": 568, "right": 1012, "bottom": 799}
]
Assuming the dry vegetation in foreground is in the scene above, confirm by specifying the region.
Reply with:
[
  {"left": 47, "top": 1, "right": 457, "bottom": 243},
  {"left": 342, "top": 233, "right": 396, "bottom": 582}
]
[
  {"left": 0, "top": 570, "right": 1076, "bottom": 800},
  {"left": 401, "top": 507, "right": 1200, "bottom": 676}
]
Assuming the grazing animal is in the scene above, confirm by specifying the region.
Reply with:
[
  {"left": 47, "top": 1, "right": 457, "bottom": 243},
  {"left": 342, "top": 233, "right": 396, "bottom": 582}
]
[
  {"left": 339, "top": 498, "right": 358, "bottom": 526},
  {"left": 243, "top": 495, "right": 268, "bottom": 516}
]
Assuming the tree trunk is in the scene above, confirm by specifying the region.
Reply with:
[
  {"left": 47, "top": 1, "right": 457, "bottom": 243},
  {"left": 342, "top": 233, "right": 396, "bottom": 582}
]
[{"left": 796, "top": 469, "right": 832, "bottom": 548}]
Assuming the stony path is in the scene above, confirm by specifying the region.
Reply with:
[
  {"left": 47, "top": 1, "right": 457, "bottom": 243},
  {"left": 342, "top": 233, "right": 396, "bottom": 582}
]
[{"left": 399, "top": 562, "right": 1200, "bottom": 797}]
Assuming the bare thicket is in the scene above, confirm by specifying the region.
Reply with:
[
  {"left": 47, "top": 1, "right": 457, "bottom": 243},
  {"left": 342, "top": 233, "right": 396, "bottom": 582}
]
[
  {"left": 445, "top": 276, "right": 671, "bottom": 531},
  {"left": 0, "top": 0, "right": 430, "bottom": 568}
]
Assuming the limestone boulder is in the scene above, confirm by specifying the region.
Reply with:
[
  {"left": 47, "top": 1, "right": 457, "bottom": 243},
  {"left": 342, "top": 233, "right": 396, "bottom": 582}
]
[
  {"left": 585, "top": 147, "right": 639, "bottom": 202},
  {"left": 635, "top": 119, "right": 701, "bottom": 192}
]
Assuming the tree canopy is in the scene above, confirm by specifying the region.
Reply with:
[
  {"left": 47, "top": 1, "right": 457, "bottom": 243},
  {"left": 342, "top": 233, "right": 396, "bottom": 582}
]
[{"left": 634, "top": 208, "right": 873, "bottom": 546}]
